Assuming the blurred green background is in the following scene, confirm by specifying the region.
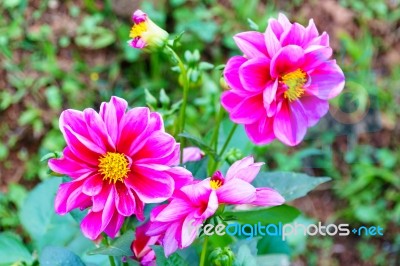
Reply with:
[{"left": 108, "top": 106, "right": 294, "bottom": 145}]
[{"left": 0, "top": 0, "right": 399, "bottom": 265}]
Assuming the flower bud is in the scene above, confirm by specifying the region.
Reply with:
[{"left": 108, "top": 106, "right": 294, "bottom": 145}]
[
  {"left": 209, "top": 247, "right": 234, "bottom": 266},
  {"left": 225, "top": 148, "right": 244, "bottom": 165},
  {"left": 128, "top": 9, "right": 168, "bottom": 50}
]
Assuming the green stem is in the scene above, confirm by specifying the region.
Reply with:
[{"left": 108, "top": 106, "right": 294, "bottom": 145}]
[
  {"left": 165, "top": 45, "right": 190, "bottom": 164},
  {"left": 218, "top": 123, "right": 238, "bottom": 157},
  {"left": 199, "top": 236, "right": 209, "bottom": 266},
  {"left": 108, "top": 256, "right": 116, "bottom": 266},
  {"left": 209, "top": 123, "right": 238, "bottom": 173},
  {"left": 103, "top": 237, "right": 116, "bottom": 266},
  {"left": 210, "top": 106, "right": 224, "bottom": 151}
]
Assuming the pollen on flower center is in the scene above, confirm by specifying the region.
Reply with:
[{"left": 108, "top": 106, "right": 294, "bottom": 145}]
[
  {"left": 98, "top": 152, "right": 130, "bottom": 184},
  {"left": 210, "top": 171, "right": 224, "bottom": 190},
  {"left": 282, "top": 69, "right": 307, "bottom": 102},
  {"left": 129, "top": 22, "right": 147, "bottom": 38}
]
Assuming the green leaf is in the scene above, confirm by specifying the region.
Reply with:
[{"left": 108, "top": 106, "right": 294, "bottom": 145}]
[
  {"left": 152, "top": 246, "right": 189, "bottom": 266},
  {"left": 253, "top": 172, "right": 331, "bottom": 201},
  {"left": 39, "top": 246, "right": 85, "bottom": 266},
  {"left": 18, "top": 178, "right": 97, "bottom": 259},
  {"left": 233, "top": 243, "right": 257, "bottom": 266},
  {"left": 88, "top": 230, "right": 134, "bottom": 256},
  {"left": 256, "top": 254, "right": 290, "bottom": 266},
  {"left": 223, "top": 205, "right": 300, "bottom": 225},
  {"left": 184, "top": 157, "right": 208, "bottom": 179},
  {"left": 179, "top": 132, "right": 219, "bottom": 160},
  {"left": 0, "top": 232, "right": 33, "bottom": 264}
]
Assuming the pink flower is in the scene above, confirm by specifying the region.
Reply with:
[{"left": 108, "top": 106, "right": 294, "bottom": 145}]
[
  {"left": 146, "top": 156, "right": 284, "bottom": 256},
  {"left": 48, "top": 96, "right": 192, "bottom": 240},
  {"left": 221, "top": 13, "right": 345, "bottom": 146},
  {"left": 128, "top": 9, "right": 168, "bottom": 49},
  {"left": 182, "top": 147, "right": 205, "bottom": 163},
  {"left": 131, "top": 223, "right": 160, "bottom": 266}
]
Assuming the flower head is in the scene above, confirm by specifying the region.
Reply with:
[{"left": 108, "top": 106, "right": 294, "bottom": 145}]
[
  {"left": 131, "top": 223, "right": 160, "bottom": 266},
  {"left": 146, "top": 156, "right": 284, "bottom": 256},
  {"left": 221, "top": 13, "right": 345, "bottom": 146},
  {"left": 49, "top": 96, "right": 192, "bottom": 240},
  {"left": 128, "top": 9, "right": 168, "bottom": 49}
]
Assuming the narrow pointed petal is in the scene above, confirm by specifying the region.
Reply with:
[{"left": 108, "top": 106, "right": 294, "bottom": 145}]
[
  {"left": 230, "top": 94, "right": 265, "bottom": 124},
  {"left": 239, "top": 58, "right": 271, "bottom": 92},
  {"left": 244, "top": 117, "right": 275, "bottom": 145},
  {"left": 233, "top": 31, "right": 268, "bottom": 58},
  {"left": 265, "top": 24, "right": 282, "bottom": 58},
  {"left": 273, "top": 100, "right": 308, "bottom": 146},
  {"left": 270, "top": 45, "right": 305, "bottom": 78},
  {"left": 300, "top": 94, "right": 329, "bottom": 126},
  {"left": 224, "top": 56, "right": 247, "bottom": 91},
  {"left": 251, "top": 188, "right": 285, "bottom": 206},
  {"left": 115, "top": 183, "right": 136, "bottom": 216},
  {"left": 82, "top": 173, "right": 103, "bottom": 196},
  {"left": 217, "top": 179, "right": 256, "bottom": 204}
]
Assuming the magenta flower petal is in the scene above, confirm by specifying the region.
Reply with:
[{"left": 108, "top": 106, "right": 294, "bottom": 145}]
[
  {"left": 82, "top": 173, "right": 103, "bottom": 196},
  {"left": 307, "top": 60, "right": 345, "bottom": 100},
  {"left": 117, "top": 107, "right": 150, "bottom": 156},
  {"left": 163, "top": 222, "right": 180, "bottom": 257},
  {"left": 181, "top": 213, "right": 198, "bottom": 248},
  {"left": 263, "top": 79, "right": 278, "bottom": 105},
  {"left": 251, "top": 188, "right": 285, "bottom": 206},
  {"left": 221, "top": 91, "right": 244, "bottom": 113},
  {"left": 244, "top": 117, "right": 275, "bottom": 145},
  {"left": 99, "top": 96, "right": 128, "bottom": 143},
  {"left": 115, "top": 182, "right": 136, "bottom": 216},
  {"left": 230, "top": 95, "right": 265, "bottom": 124},
  {"left": 104, "top": 212, "right": 125, "bottom": 238},
  {"left": 224, "top": 56, "right": 247, "bottom": 91},
  {"left": 81, "top": 211, "right": 103, "bottom": 240},
  {"left": 132, "top": 9, "right": 147, "bottom": 23},
  {"left": 63, "top": 126, "right": 101, "bottom": 165},
  {"left": 233, "top": 31, "right": 268, "bottom": 58},
  {"left": 84, "top": 108, "right": 115, "bottom": 152},
  {"left": 304, "top": 19, "right": 319, "bottom": 45},
  {"left": 126, "top": 166, "right": 174, "bottom": 203},
  {"left": 225, "top": 156, "right": 254, "bottom": 180},
  {"left": 48, "top": 152, "right": 93, "bottom": 178},
  {"left": 300, "top": 94, "right": 329, "bottom": 127},
  {"left": 280, "top": 23, "right": 306, "bottom": 47},
  {"left": 181, "top": 179, "right": 212, "bottom": 204},
  {"left": 182, "top": 147, "right": 204, "bottom": 163},
  {"left": 265, "top": 23, "right": 282, "bottom": 58},
  {"left": 239, "top": 58, "right": 271, "bottom": 92},
  {"left": 155, "top": 198, "right": 191, "bottom": 222},
  {"left": 302, "top": 45, "right": 333, "bottom": 71},
  {"left": 92, "top": 183, "right": 112, "bottom": 212},
  {"left": 133, "top": 131, "right": 176, "bottom": 163},
  {"left": 270, "top": 45, "right": 305, "bottom": 78},
  {"left": 217, "top": 178, "right": 256, "bottom": 204},
  {"left": 278, "top": 13, "right": 292, "bottom": 28},
  {"left": 273, "top": 100, "right": 308, "bottom": 146},
  {"left": 55, "top": 181, "right": 82, "bottom": 215}
]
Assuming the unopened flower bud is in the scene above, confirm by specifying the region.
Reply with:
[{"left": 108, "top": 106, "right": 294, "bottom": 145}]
[
  {"left": 128, "top": 9, "right": 168, "bottom": 50},
  {"left": 209, "top": 247, "right": 234, "bottom": 266}
]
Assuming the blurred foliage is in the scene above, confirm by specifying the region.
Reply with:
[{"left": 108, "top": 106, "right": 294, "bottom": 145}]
[{"left": 1, "top": 0, "right": 400, "bottom": 265}]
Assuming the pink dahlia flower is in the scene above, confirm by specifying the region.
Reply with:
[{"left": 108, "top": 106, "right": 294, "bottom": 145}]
[
  {"left": 128, "top": 9, "right": 168, "bottom": 49},
  {"left": 48, "top": 96, "right": 192, "bottom": 240},
  {"left": 146, "top": 156, "right": 284, "bottom": 256},
  {"left": 182, "top": 147, "right": 205, "bottom": 163},
  {"left": 221, "top": 13, "right": 345, "bottom": 146}
]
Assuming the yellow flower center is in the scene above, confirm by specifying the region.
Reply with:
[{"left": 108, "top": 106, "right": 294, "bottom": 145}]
[
  {"left": 210, "top": 179, "right": 223, "bottom": 190},
  {"left": 282, "top": 69, "right": 307, "bottom": 102},
  {"left": 129, "top": 22, "right": 147, "bottom": 38},
  {"left": 98, "top": 152, "right": 130, "bottom": 184}
]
